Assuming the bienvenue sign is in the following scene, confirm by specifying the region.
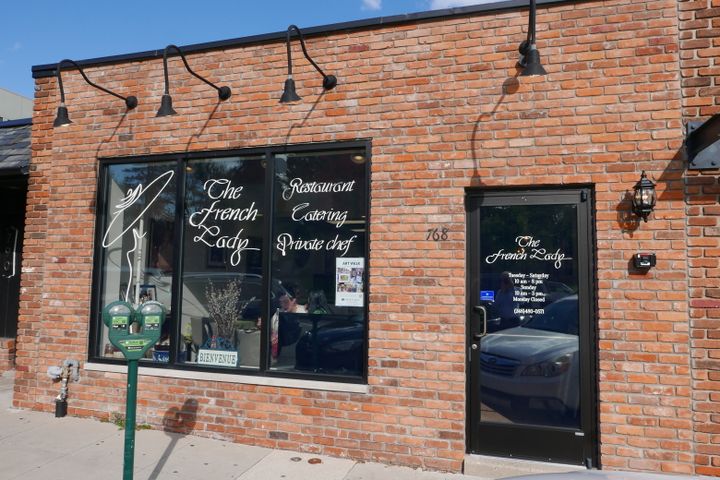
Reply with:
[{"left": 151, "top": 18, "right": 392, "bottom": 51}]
[{"left": 197, "top": 349, "right": 238, "bottom": 367}]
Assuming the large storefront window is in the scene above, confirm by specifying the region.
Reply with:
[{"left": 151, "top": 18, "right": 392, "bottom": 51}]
[
  {"left": 270, "top": 152, "right": 367, "bottom": 376},
  {"left": 92, "top": 144, "right": 368, "bottom": 382},
  {"left": 180, "top": 156, "right": 265, "bottom": 369},
  {"left": 97, "top": 162, "right": 177, "bottom": 361}
]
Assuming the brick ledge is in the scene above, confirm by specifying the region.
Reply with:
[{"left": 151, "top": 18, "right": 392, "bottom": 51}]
[{"left": 84, "top": 362, "right": 369, "bottom": 394}]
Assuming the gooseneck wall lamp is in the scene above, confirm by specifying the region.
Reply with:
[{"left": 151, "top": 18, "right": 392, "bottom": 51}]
[
  {"left": 53, "top": 59, "right": 138, "bottom": 128},
  {"left": 280, "top": 25, "right": 337, "bottom": 104},
  {"left": 157, "top": 44, "right": 232, "bottom": 117},
  {"left": 517, "top": 0, "right": 547, "bottom": 76},
  {"left": 632, "top": 171, "right": 657, "bottom": 222}
]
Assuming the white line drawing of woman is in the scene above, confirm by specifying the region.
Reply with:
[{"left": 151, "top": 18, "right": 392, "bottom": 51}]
[{"left": 102, "top": 169, "right": 175, "bottom": 303}]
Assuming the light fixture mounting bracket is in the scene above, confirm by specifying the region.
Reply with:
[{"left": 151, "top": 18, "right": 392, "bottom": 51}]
[{"left": 686, "top": 115, "right": 720, "bottom": 170}]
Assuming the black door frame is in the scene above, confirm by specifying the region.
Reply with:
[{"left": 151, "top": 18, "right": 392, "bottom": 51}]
[
  {"left": 0, "top": 175, "right": 27, "bottom": 339},
  {"left": 465, "top": 187, "right": 598, "bottom": 467}
]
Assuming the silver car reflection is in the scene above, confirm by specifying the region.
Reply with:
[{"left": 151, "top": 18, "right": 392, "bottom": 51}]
[{"left": 480, "top": 295, "right": 579, "bottom": 417}]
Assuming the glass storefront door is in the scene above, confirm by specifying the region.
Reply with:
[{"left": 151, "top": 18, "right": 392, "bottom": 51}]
[
  {"left": 0, "top": 179, "right": 26, "bottom": 339},
  {"left": 466, "top": 189, "right": 597, "bottom": 466}
]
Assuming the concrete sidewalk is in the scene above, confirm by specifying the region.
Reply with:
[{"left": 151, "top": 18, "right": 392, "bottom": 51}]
[{"left": 0, "top": 370, "right": 580, "bottom": 480}]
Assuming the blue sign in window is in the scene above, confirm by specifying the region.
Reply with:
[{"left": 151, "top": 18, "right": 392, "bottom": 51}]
[{"left": 480, "top": 290, "right": 494, "bottom": 302}]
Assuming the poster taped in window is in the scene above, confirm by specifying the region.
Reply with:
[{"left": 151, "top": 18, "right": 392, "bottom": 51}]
[
  {"left": 336, "top": 258, "right": 364, "bottom": 307},
  {"left": 136, "top": 284, "right": 157, "bottom": 304}
]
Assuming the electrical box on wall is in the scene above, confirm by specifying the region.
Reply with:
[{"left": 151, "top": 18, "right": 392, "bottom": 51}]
[{"left": 633, "top": 253, "right": 656, "bottom": 269}]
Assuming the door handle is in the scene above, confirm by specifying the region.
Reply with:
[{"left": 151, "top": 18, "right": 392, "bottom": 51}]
[
  {"left": 2, "top": 227, "right": 18, "bottom": 279},
  {"left": 472, "top": 305, "right": 487, "bottom": 340}
]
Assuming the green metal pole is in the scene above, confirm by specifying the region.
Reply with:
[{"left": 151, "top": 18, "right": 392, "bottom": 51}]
[{"left": 123, "top": 359, "right": 139, "bottom": 480}]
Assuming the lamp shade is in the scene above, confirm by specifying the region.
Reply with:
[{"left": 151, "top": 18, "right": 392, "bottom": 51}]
[
  {"left": 519, "top": 47, "right": 547, "bottom": 77},
  {"left": 156, "top": 94, "right": 177, "bottom": 117},
  {"left": 53, "top": 105, "right": 72, "bottom": 127},
  {"left": 280, "top": 77, "right": 301, "bottom": 104}
]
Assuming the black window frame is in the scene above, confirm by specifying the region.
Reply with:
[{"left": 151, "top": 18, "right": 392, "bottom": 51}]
[{"left": 89, "top": 140, "right": 371, "bottom": 384}]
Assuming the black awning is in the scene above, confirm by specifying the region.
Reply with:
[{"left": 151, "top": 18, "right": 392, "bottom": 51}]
[{"left": 0, "top": 119, "right": 31, "bottom": 177}]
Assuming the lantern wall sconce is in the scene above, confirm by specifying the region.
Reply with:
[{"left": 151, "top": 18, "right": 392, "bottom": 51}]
[
  {"left": 156, "top": 44, "right": 231, "bottom": 117},
  {"left": 631, "top": 171, "right": 657, "bottom": 222},
  {"left": 517, "top": 0, "right": 547, "bottom": 76},
  {"left": 53, "top": 59, "right": 137, "bottom": 128},
  {"left": 686, "top": 114, "right": 720, "bottom": 170},
  {"left": 280, "top": 24, "right": 337, "bottom": 104}
]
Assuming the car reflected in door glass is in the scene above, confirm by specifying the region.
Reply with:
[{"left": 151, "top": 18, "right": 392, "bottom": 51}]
[{"left": 479, "top": 295, "right": 580, "bottom": 428}]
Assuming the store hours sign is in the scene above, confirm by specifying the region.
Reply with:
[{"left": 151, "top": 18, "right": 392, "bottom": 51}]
[{"left": 484, "top": 235, "right": 573, "bottom": 314}]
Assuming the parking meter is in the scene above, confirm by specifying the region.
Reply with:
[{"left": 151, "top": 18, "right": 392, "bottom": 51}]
[
  {"left": 102, "top": 300, "right": 166, "bottom": 360},
  {"left": 101, "top": 300, "right": 166, "bottom": 480}
]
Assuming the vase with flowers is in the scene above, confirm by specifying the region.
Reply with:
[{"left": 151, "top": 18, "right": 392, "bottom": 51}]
[{"left": 196, "top": 278, "right": 249, "bottom": 367}]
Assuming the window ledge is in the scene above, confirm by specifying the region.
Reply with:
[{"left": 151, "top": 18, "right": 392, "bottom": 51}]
[{"left": 84, "top": 362, "right": 369, "bottom": 394}]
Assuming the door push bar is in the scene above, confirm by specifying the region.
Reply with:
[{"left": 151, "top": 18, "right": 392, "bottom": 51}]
[
  {"left": 472, "top": 305, "right": 487, "bottom": 340},
  {"left": 2, "top": 227, "right": 18, "bottom": 279}
]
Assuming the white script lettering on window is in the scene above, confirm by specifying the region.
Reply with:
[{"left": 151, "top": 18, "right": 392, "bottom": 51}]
[
  {"left": 102, "top": 170, "right": 175, "bottom": 302},
  {"left": 188, "top": 178, "right": 260, "bottom": 266},
  {"left": 276, "top": 176, "right": 358, "bottom": 257},
  {"left": 281, "top": 177, "right": 356, "bottom": 201},
  {"left": 485, "top": 235, "right": 572, "bottom": 269},
  {"left": 275, "top": 233, "right": 357, "bottom": 257}
]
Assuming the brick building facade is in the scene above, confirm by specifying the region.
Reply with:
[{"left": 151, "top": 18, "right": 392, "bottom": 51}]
[
  {"left": 12, "top": 0, "right": 720, "bottom": 475},
  {"left": 680, "top": 0, "right": 720, "bottom": 475}
]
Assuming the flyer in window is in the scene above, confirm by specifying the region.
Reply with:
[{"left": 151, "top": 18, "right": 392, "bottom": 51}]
[{"left": 336, "top": 258, "right": 364, "bottom": 307}]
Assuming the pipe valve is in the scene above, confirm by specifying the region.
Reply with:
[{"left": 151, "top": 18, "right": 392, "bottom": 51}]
[{"left": 47, "top": 359, "right": 80, "bottom": 417}]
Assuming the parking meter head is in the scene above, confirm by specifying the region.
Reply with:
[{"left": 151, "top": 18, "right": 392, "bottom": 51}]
[
  {"left": 138, "top": 301, "right": 166, "bottom": 333},
  {"left": 102, "top": 301, "right": 134, "bottom": 330},
  {"left": 139, "top": 301, "right": 165, "bottom": 315}
]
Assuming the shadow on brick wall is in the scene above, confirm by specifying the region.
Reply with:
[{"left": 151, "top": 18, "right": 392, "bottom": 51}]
[
  {"left": 284, "top": 92, "right": 325, "bottom": 146},
  {"left": 470, "top": 73, "right": 521, "bottom": 187},
  {"left": 95, "top": 112, "right": 131, "bottom": 159}
]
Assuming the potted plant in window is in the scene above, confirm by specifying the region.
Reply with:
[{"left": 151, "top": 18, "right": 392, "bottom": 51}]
[
  {"left": 206, "top": 279, "right": 243, "bottom": 347},
  {"left": 196, "top": 278, "right": 247, "bottom": 367}
]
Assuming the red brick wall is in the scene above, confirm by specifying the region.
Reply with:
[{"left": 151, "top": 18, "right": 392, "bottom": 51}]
[
  {"left": 678, "top": 0, "right": 720, "bottom": 476},
  {"left": 17, "top": 0, "right": 697, "bottom": 474},
  {"left": 0, "top": 338, "right": 16, "bottom": 372}
]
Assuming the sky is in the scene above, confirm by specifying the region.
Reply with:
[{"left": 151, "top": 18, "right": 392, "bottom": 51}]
[{"left": 0, "top": 0, "right": 501, "bottom": 99}]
